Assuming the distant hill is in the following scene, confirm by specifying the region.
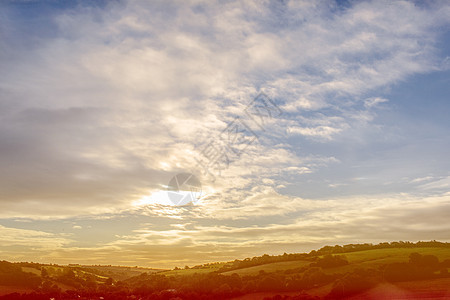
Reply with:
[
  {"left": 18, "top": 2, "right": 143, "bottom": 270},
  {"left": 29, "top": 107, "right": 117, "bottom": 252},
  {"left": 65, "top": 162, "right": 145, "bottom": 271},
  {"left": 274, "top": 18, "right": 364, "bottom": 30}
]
[
  {"left": 164, "top": 240, "right": 450, "bottom": 275},
  {"left": 1, "top": 240, "right": 450, "bottom": 299}
]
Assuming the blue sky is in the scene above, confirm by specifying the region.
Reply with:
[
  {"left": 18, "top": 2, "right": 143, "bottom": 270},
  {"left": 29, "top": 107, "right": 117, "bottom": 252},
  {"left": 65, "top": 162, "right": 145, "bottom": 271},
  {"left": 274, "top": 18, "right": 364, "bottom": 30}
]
[{"left": 0, "top": 0, "right": 449, "bottom": 268}]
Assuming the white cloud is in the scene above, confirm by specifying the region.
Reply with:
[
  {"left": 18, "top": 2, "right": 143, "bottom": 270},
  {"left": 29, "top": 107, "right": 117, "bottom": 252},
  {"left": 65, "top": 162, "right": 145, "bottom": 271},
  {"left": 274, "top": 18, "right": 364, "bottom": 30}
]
[
  {"left": 288, "top": 125, "right": 344, "bottom": 140},
  {"left": 64, "top": 192, "right": 450, "bottom": 267},
  {"left": 419, "top": 176, "right": 450, "bottom": 191},
  {"left": 364, "top": 97, "right": 388, "bottom": 108},
  {"left": 0, "top": 0, "right": 449, "bottom": 267},
  {"left": 0, "top": 225, "right": 71, "bottom": 250}
]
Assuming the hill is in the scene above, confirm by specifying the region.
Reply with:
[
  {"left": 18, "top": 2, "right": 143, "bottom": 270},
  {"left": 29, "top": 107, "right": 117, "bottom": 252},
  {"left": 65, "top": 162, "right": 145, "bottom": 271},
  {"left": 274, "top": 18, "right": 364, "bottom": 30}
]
[{"left": 0, "top": 241, "right": 449, "bottom": 299}]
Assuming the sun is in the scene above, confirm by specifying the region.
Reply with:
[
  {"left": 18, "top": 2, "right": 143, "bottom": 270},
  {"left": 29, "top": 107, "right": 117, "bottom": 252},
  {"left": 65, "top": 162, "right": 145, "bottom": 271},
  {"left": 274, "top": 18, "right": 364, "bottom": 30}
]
[{"left": 133, "top": 190, "right": 202, "bottom": 207}]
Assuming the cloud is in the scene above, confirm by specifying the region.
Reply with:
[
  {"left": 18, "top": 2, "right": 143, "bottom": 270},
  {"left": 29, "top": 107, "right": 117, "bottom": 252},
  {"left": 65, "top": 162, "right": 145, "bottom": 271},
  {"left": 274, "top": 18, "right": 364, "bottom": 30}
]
[
  {"left": 0, "top": 224, "right": 72, "bottom": 262},
  {"left": 418, "top": 176, "right": 450, "bottom": 191},
  {"left": 0, "top": 0, "right": 448, "bottom": 218},
  {"left": 364, "top": 97, "right": 388, "bottom": 108},
  {"left": 0, "top": 0, "right": 449, "bottom": 266},
  {"left": 61, "top": 192, "right": 449, "bottom": 268},
  {"left": 288, "top": 125, "right": 344, "bottom": 140}
]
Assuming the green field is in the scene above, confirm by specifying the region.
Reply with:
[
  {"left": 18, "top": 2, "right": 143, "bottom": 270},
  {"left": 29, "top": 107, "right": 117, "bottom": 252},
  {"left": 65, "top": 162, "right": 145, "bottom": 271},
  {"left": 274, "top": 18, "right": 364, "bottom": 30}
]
[
  {"left": 343, "top": 247, "right": 450, "bottom": 263},
  {"left": 157, "top": 247, "right": 450, "bottom": 277},
  {"left": 221, "top": 260, "right": 311, "bottom": 276},
  {"left": 21, "top": 267, "right": 41, "bottom": 276},
  {"left": 322, "top": 247, "right": 450, "bottom": 274},
  {"left": 219, "top": 247, "right": 450, "bottom": 277}
]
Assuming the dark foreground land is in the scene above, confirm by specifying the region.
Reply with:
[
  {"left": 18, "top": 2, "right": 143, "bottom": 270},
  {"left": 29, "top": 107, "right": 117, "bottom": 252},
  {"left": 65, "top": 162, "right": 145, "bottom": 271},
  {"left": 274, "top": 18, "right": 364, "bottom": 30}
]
[{"left": 1, "top": 241, "right": 450, "bottom": 299}]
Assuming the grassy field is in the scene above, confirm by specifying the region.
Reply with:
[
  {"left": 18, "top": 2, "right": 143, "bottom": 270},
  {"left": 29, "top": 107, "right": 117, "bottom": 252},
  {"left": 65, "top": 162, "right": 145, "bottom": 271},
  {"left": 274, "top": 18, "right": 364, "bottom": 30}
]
[
  {"left": 221, "top": 260, "right": 311, "bottom": 276},
  {"left": 21, "top": 267, "right": 41, "bottom": 276},
  {"left": 219, "top": 247, "right": 450, "bottom": 277},
  {"left": 321, "top": 247, "right": 450, "bottom": 275},
  {"left": 343, "top": 247, "right": 450, "bottom": 263}
]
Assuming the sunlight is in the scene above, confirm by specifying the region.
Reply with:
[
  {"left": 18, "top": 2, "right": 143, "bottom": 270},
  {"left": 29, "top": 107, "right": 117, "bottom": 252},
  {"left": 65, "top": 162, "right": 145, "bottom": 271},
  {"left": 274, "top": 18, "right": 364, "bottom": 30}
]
[{"left": 133, "top": 190, "right": 203, "bottom": 206}]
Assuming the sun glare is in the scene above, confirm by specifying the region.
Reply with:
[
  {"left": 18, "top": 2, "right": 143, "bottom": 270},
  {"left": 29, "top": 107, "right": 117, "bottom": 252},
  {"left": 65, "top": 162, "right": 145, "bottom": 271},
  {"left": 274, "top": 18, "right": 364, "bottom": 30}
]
[{"left": 133, "top": 190, "right": 203, "bottom": 207}]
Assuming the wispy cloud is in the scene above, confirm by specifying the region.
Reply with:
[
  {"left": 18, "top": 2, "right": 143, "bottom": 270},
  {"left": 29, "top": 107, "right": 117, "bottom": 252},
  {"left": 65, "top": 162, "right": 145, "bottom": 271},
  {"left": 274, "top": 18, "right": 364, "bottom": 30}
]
[{"left": 0, "top": 0, "right": 449, "bottom": 265}]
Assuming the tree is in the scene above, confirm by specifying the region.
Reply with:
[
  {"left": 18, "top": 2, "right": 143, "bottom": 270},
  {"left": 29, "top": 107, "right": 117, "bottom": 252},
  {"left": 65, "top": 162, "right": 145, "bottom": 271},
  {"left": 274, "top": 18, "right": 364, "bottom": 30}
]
[
  {"left": 409, "top": 253, "right": 439, "bottom": 270},
  {"left": 421, "top": 255, "right": 439, "bottom": 270},
  {"left": 105, "top": 277, "right": 113, "bottom": 285},
  {"left": 257, "top": 275, "right": 285, "bottom": 292},
  {"left": 409, "top": 252, "right": 422, "bottom": 265},
  {"left": 313, "top": 254, "right": 348, "bottom": 268},
  {"left": 41, "top": 268, "right": 49, "bottom": 278}
]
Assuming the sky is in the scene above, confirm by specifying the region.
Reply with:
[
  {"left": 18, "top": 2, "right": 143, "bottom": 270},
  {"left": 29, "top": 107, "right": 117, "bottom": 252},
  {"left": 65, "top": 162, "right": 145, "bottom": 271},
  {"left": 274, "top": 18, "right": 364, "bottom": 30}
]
[{"left": 0, "top": 0, "right": 449, "bottom": 268}]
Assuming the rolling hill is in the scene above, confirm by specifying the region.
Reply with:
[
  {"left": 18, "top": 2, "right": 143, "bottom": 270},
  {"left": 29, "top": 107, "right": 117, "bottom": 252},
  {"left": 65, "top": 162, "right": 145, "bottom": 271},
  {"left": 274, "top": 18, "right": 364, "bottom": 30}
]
[{"left": 0, "top": 241, "right": 449, "bottom": 299}]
